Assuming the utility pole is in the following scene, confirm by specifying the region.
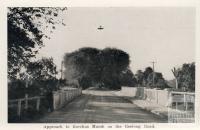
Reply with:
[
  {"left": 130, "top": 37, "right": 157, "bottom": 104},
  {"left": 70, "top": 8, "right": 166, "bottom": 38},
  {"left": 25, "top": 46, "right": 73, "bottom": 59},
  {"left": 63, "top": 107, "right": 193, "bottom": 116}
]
[
  {"left": 150, "top": 61, "right": 156, "bottom": 88},
  {"left": 60, "top": 61, "right": 64, "bottom": 80},
  {"left": 151, "top": 61, "right": 158, "bottom": 104}
]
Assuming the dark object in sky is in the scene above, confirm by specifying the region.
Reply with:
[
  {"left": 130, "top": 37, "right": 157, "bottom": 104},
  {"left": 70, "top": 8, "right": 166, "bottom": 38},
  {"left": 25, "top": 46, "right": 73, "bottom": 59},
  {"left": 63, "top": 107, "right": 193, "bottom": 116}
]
[{"left": 98, "top": 25, "right": 104, "bottom": 30}]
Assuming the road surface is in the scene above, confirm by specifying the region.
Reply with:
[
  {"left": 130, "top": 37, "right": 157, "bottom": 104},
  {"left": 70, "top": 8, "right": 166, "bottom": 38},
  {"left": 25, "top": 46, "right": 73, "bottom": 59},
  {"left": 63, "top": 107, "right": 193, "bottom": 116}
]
[{"left": 36, "top": 87, "right": 167, "bottom": 123}]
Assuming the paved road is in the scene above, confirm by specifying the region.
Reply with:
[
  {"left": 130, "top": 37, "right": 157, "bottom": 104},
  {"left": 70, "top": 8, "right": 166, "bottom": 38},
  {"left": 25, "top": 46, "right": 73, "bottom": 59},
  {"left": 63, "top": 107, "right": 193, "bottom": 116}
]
[{"left": 37, "top": 87, "right": 167, "bottom": 123}]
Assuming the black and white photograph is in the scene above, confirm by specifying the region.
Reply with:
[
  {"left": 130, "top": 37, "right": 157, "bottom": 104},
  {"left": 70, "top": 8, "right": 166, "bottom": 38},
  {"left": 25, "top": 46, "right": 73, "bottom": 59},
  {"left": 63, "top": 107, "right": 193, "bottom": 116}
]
[{"left": 1, "top": 0, "right": 199, "bottom": 128}]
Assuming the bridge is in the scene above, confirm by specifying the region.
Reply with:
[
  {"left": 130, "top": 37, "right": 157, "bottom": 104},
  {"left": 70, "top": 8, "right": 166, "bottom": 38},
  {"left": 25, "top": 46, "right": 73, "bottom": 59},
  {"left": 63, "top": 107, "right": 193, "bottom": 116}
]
[
  {"left": 35, "top": 87, "right": 167, "bottom": 123},
  {"left": 9, "top": 87, "right": 194, "bottom": 123}
]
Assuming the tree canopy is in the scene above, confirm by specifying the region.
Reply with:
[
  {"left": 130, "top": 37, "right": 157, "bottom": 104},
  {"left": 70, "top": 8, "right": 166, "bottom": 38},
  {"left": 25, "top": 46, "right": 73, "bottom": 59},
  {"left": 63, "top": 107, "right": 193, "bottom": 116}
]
[
  {"left": 63, "top": 47, "right": 135, "bottom": 89},
  {"left": 176, "top": 62, "right": 195, "bottom": 91},
  {"left": 25, "top": 57, "right": 58, "bottom": 80},
  {"left": 135, "top": 67, "right": 169, "bottom": 89},
  {"left": 8, "top": 7, "right": 67, "bottom": 80}
]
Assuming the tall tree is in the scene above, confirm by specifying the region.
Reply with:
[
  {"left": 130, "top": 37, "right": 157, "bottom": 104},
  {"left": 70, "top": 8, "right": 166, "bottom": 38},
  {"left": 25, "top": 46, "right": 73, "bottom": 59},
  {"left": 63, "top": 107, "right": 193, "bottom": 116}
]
[
  {"left": 135, "top": 70, "right": 144, "bottom": 87},
  {"left": 16, "top": 57, "right": 58, "bottom": 97},
  {"left": 171, "top": 67, "right": 179, "bottom": 89},
  {"left": 146, "top": 72, "right": 168, "bottom": 89},
  {"left": 25, "top": 57, "right": 58, "bottom": 80},
  {"left": 120, "top": 68, "right": 137, "bottom": 87},
  {"left": 64, "top": 47, "right": 101, "bottom": 88},
  {"left": 143, "top": 67, "right": 153, "bottom": 86},
  {"left": 63, "top": 47, "right": 131, "bottom": 89},
  {"left": 100, "top": 48, "right": 130, "bottom": 89},
  {"left": 8, "top": 7, "right": 67, "bottom": 80},
  {"left": 176, "top": 62, "right": 195, "bottom": 91},
  {"left": 135, "top": 67, "right": 168, "bottom": 89}
]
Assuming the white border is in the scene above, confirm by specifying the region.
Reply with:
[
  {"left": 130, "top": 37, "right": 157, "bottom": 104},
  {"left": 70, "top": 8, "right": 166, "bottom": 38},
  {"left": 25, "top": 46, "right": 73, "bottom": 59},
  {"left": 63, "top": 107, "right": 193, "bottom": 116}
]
[{"left": 1, "top": 0, "right": 200, "bottom": 130}]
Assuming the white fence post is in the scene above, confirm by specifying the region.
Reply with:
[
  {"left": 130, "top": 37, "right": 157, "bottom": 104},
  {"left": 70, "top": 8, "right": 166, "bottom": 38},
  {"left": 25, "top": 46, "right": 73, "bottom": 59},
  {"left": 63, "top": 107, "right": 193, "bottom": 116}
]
[
  {"left": 17, "top": 99, "right": 22, "bottom": 117},
  {"left": 36, "top": 98, "right": 40, "bottom": 111},
  {"left": 25, "top": 94, "right": 28, "bottom": 110},
  {"left": 156, "top": 90, "right": 158, "bottom": 104},
  {"left": 50, "top": 87, "right": 82, "bottom": 110},
  {"left": 168, "top": 91, "right": 172, "bottom": 107}
]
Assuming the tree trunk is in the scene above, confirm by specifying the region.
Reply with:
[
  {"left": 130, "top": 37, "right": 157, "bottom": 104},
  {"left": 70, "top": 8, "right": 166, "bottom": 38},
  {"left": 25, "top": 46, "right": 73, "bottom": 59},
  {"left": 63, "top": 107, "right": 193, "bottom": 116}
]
[{"left": 175, "top": 78, "right": 178, "bottom": 89}]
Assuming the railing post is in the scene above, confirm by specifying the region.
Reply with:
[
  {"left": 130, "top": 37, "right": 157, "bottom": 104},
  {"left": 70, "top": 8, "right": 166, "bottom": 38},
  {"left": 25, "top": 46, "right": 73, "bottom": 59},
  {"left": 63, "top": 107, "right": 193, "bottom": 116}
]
[
  {"left": 36, "top": 98, "right": 40, "bottom": 111},
  {"left": 175, "top": 102, "right": 178, "bottom": 110},
  {"left": 70, "top": 91, "right": 72, "bottom": 100},
  {"left": 185, "top": 93, "right": 188, "bottom": 111},
  {"left": 156, "top": 90, "right": 158, "bottom": 104},
  {"left": 66, "top": 92, "right": 69, "bottom": 101},
  {"left": 186, "top": 101, "right": 188, "bottom": 111},
  {"left": 25, "top": 94, "right": 28, "bottom": 110},
  {"left": 17, "top": 99, "right": 22, "bottom": 117},
  {"left": 183, "top": 93, "right": 186, "bottom": 106},
  {"left": 168, "top": 91, "right": 172, "bottom": 108}
]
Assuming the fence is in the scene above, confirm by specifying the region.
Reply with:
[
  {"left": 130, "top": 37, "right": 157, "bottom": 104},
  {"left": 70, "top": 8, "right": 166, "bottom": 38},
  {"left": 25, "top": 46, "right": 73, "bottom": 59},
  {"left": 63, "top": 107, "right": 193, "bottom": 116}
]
[
  {"left": 8, "top": 96, "right": 44, "bottom": 117},
  {"left": 121, "top": 87, "right": 195, "bottom": 110},
  {"left": 169, "top": 91, "right": 195, "bottom": 111},
  {"left": 53, "top": 87, "right": 82, "bottom": 110}
]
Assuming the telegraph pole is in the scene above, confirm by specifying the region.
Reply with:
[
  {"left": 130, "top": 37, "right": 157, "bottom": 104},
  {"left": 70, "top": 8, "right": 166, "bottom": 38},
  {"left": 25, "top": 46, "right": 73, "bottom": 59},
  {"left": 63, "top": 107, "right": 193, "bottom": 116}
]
[
  {"left": 60, "top": 61, "right": 64, "bottom": 79},
  {"left": 150, "top": 61, "right": 156, "bottom": 88}
]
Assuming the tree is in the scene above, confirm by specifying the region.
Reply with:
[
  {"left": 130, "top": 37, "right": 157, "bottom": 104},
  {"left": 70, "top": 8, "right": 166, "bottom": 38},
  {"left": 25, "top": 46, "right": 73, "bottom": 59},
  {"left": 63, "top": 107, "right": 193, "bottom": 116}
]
[
  {"left": 64, "top": 47, "right": 101, "bottom": 87},
  {"left": 146, "top": 72, "right": 168, "bottom": 89},
  {"left": 171, "top": 67, "right": 179, "bottom": 89},
  {"left": 63, "top": 47, "right": 131, "bottom": 89},
  {"left": 15, "top": 57, "right": 59, "bottom": 97},
  {"left": 8, "top": 57, "right": 58, "bottom": 99},
  {"left": 120, "top": 68, "right": 137, "bottom": 87},
  {"left": 26, "top": 57, "right": 58, "bottom": 80},
  {"left": 143, "top": 67, "right": 153, "bottom": 86},
  {"left": 135, "top": 70, "right": 144, "bottom": 87},
  {"left": 8, "top": 7, "right": 67, "bottom": 80},
  {"left": 100, "top": 48, "right": 130, "bottom": 89},
  {"left": 176, "top": 62, "right": 195, "bottom": 91},
  {"left": 135, "top": 67, "right": 169, "bottom": 89}
]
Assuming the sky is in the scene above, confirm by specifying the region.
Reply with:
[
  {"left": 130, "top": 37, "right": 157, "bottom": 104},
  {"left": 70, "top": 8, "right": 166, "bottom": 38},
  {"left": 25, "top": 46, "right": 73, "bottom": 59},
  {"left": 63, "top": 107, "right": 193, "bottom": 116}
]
[{"left": 37, "top": 7, "right": 195, "bottom": 80}]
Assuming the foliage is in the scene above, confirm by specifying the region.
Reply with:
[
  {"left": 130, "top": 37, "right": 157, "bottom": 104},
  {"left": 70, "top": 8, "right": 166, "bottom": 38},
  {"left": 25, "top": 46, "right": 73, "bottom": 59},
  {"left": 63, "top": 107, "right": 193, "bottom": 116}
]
[
  {"left": 64, "top": 47, "right": 100, "bottom": 87},
  {"left": 8, "top": 57, "right": 58, "bottom": 99},
  {"left": 8, "top": 78, "right": 58, "bottom": 99},
  {"left": 119, "top": 68, "right": 137, "bottom": 87},
  {"left": 135, "top": 70, "right": 144, "bottom": 86},
  {"left": 176, "top": 62, "right": 195, "bottom": 91},
  {"left": 135, "top": 67, "right": 169, "bottom": 89},
  {"left": 8, "top": 7, "right": 67, "bottom": 80},
  {"left": 8, "top": 79, "right": 26, "bottom": 99},
  {"left": 26, "top": 57, "right": 58, "bottom": 80},
  {"left": 64, "top": 47, "right": 133, "bottom": 89},
  {"left": 99, "top": 48, "right": 130, "bottom": 89},
  {"left": 146, "top": 72, "right": 168, "bottom": 89},
  {"left": 143, "top": 67, "right": 153, "bottom": 86}
]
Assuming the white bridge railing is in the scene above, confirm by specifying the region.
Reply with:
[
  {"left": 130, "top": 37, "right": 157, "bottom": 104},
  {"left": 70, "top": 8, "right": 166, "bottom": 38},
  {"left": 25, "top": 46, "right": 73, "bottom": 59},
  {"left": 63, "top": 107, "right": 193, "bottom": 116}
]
[
  {"left": 121, "top": 87, "right": 195, "bottom": 111},
  {"left": 53, "top": 87, "right": 82, "bottom": 110},
  {"left": 121, "top": 87, "right": 195, "bottom": 123},
  {"left": 169, "top": 91, "right": 195, "bottom": 111}
]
